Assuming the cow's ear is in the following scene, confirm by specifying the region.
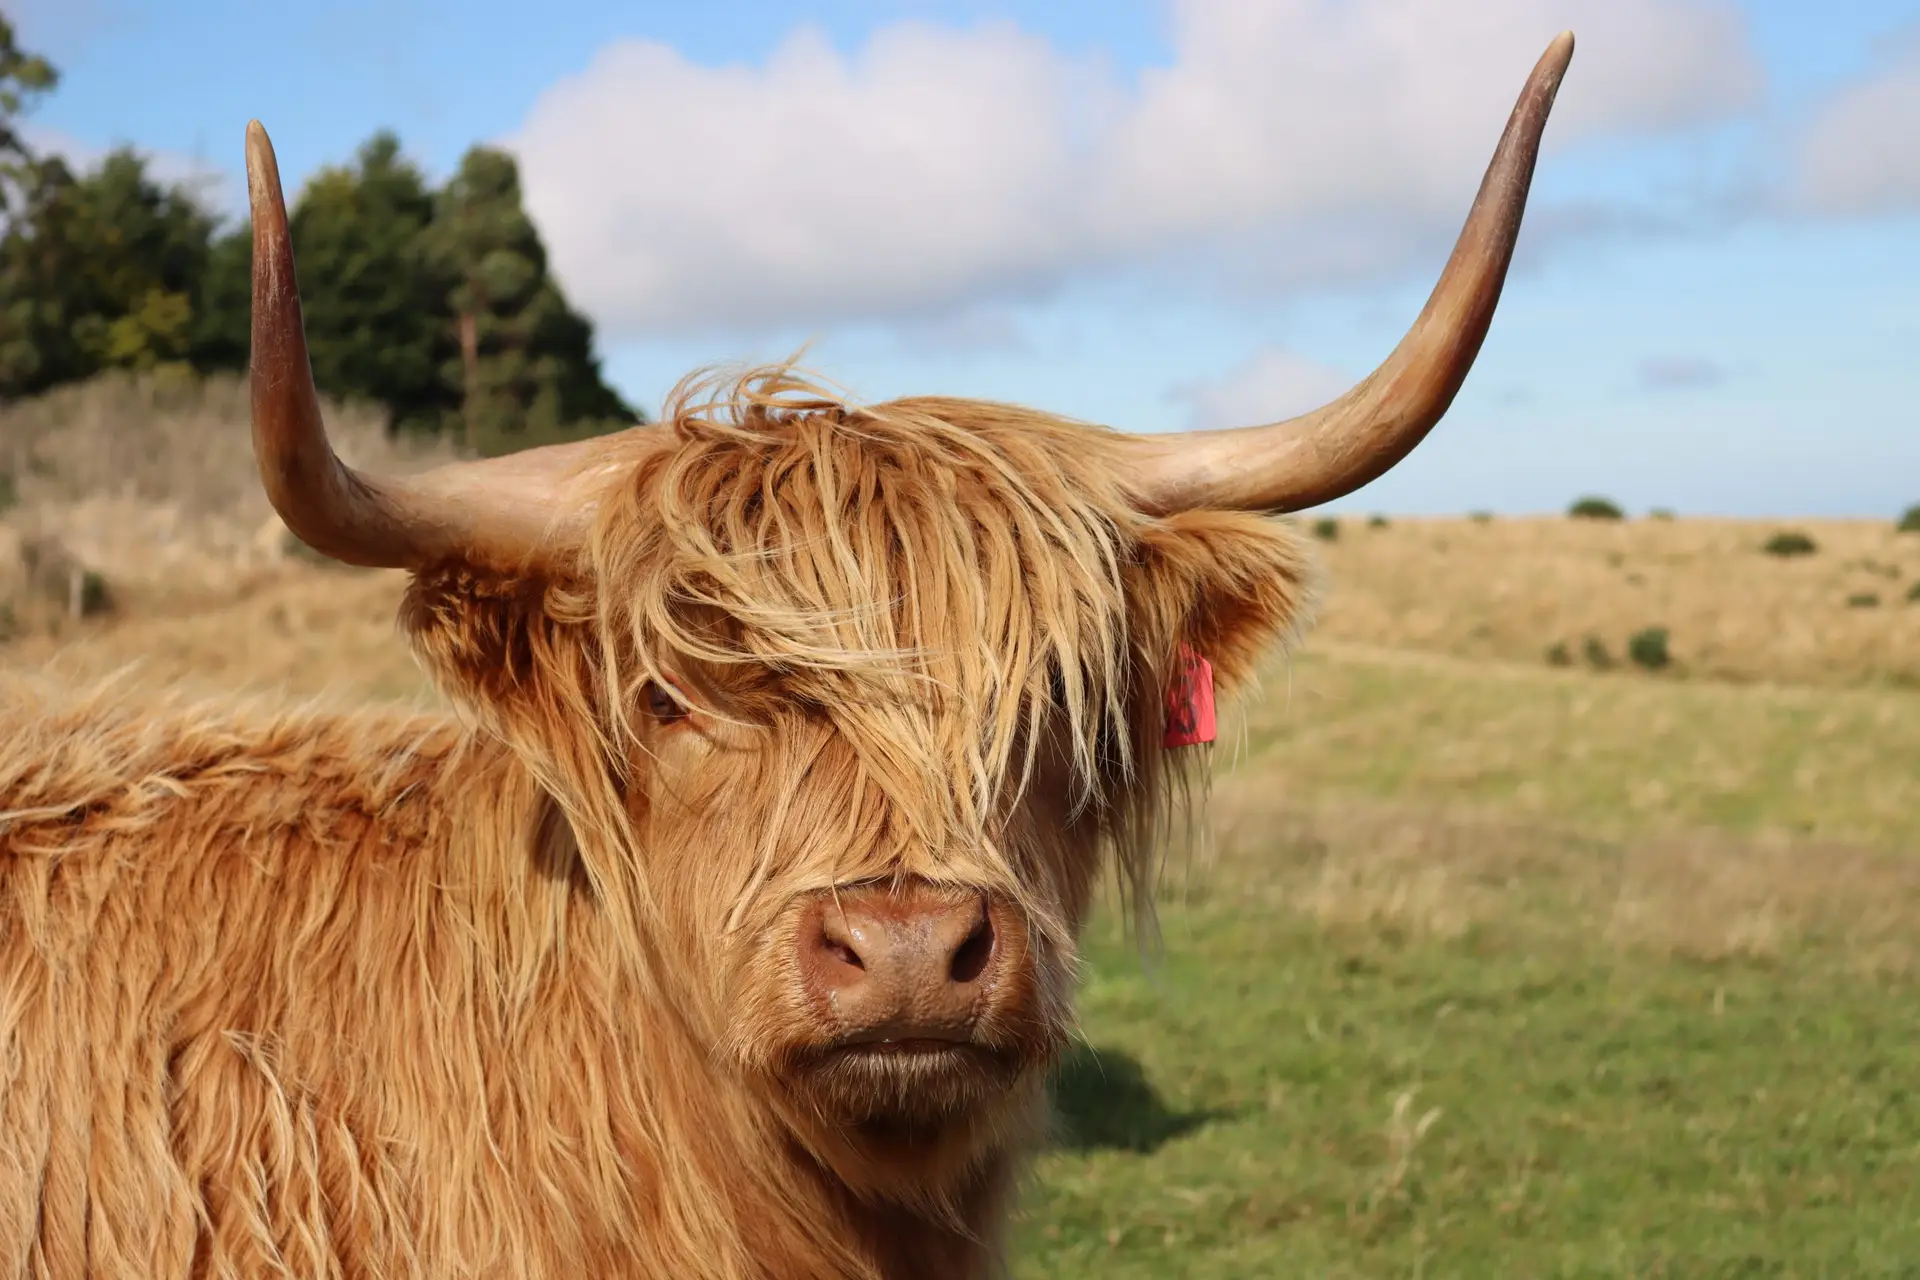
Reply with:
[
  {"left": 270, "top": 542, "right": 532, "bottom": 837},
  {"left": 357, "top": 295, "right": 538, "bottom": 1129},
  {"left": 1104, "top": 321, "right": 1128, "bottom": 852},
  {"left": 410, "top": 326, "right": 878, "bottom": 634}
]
[
  {"left": 1124, "top": 510, "right": 1319, "bottom": 693},
  {"left": 399, "top": 568, "right": 602, "bottom": 732}
]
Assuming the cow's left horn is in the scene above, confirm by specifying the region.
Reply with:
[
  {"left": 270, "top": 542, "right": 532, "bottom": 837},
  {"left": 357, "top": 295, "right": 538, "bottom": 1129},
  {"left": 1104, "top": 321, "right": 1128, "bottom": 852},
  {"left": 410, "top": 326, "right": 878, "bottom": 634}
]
[
  {"left": 246, "top": 120, "right": 623, "bottom": 572},
  {"left": 1121, "top": 31, "right": 1575, "bottom": 514}
]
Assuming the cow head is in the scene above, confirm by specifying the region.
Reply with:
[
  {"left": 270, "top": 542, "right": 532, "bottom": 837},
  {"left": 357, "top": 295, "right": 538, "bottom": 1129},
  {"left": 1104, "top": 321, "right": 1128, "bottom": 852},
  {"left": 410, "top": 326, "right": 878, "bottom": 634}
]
[{"left": 242, "top": 34, "right": 1570, "bottom": 1202}]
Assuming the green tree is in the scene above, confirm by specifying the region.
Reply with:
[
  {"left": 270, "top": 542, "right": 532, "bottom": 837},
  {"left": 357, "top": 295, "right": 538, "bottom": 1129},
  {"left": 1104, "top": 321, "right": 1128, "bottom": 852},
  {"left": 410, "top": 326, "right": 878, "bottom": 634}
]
[
  {"left": 0, "top": 16, "right": 58, "bottom": 215},
  {"left": 0, "top": 148, "right": 216, "bottom": 396},
  {"left": 190, "top": 222, "right": 251, "bottom": 373},
  {"left": 0, "top": 156, "right": 80, "bottom": 392},
  {"left": 426, "top": 144, "right": 636, "bottom": 448},
  {"left": 0, "top": 78, "right": 635, "bottom": 442},
  {"left": 67, "top": 149, "right": 216, "bottom": 372},
  {"left": 286, "top": 131, "right": 458, "bottom": 432}
]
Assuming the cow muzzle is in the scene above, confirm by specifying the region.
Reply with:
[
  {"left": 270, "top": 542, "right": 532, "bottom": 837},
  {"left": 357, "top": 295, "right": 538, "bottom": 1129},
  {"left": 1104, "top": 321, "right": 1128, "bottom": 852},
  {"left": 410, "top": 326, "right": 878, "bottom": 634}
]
[
  {"left": 782, "top": 881, "right": 1043, "bottom": 1123},
  {"left": 797, "top": 883, "right": 1011, "bottom": 1047}
]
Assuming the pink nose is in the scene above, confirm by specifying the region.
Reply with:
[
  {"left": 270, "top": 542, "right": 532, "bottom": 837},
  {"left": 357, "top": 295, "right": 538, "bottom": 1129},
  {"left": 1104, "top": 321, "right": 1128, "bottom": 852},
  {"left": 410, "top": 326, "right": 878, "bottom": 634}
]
[{"left": 796, "top": 884, "right": 1005, "bottom": 1045}]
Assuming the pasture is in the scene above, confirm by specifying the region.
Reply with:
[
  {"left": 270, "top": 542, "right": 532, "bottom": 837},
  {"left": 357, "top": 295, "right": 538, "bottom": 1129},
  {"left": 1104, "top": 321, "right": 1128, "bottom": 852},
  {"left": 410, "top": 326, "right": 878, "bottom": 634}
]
[{"left": 5, "top": 378, "right": 1919, "bottom": 1275}]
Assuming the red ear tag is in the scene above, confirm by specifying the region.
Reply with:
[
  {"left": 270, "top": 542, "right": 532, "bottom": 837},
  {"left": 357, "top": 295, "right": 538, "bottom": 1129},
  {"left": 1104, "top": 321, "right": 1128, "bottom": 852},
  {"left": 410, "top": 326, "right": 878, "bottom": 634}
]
[{"left": 1163, "top": 645, "right": 1216, "bottom": 748}]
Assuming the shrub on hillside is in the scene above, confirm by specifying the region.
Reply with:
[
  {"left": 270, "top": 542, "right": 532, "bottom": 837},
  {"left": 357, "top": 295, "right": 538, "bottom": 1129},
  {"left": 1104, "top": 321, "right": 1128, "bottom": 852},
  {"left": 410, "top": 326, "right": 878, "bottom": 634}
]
[
  {"left": 1367, "top": 514, "right": 1389, "bottom": 529},
  {"left": 1847, "top": 593, "right": 1880, "bottom": 609},
  {"left": 1908, "top": 581, "right": 1920, "bottom": 604},
  {"left": 1544, "top": 641, "right": 1573, "bottom": 667},
  {"left": 1312, "top": 517, "right": 1340, "bottom": 542},
  {"left": 1568, "top": 496, "right": 1624, "bottom": 521},
  {"left": 1763, "top": 531, "right": 1818, "bottom": 558},
  {"left": 1582, "top": 635, "right": 1614, "bottom": 670},
  {"left": 1649, "top": 507, "right": 1676, "bottom": 521},
  {"left": 1628, "top": 627, "right": 1671, "bottom": 671},
  {"left": 1899, "top": 505, "right": 1920, "bottom": 534},
  {"left": 78, "top": 570, "right": 109, "bottom": 617}
]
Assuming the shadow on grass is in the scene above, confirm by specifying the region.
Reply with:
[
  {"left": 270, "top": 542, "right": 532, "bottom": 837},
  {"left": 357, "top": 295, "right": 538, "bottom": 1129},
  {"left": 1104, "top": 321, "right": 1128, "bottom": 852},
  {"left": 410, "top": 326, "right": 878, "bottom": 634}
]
[{"left": 1046, "top": 1043, "right": 1225, "bottom": 1153}]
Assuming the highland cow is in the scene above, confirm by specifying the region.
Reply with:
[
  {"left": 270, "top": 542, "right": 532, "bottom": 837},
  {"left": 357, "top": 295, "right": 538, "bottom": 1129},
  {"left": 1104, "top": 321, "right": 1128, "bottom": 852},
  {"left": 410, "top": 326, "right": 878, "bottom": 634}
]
[{"left": 0, "top": 35, "right": 1573, "bottom": 1280}]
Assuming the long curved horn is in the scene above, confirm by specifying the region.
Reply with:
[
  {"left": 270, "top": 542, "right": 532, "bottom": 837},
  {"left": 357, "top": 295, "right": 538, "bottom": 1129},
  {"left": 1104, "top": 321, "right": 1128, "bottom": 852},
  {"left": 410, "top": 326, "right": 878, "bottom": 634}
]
[
  {"left": 246, "top": 121, "right": 624, "bottom": 572},
  {"left": 1123, "top": 31, "right": 1575, "bottom": 514}
]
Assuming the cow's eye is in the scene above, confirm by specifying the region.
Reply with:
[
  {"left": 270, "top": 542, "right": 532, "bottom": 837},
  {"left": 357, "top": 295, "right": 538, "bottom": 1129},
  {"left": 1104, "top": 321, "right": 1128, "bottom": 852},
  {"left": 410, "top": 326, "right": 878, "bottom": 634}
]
[{"left": 642, "top": 680, "right": 688, "bottom": 725}]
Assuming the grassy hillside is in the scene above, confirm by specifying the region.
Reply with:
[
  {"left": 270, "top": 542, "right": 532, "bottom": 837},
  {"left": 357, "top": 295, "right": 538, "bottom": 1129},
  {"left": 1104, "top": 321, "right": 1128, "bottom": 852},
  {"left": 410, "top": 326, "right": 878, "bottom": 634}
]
[
  {"left": 1308, "top": 512, "right": 1920, "bottom": 689},
  {"left": 1020, "top": 871, "right": 1920, "bottom": 1275},
  {"left": 5, "top": 374, "right": 1918, "bottom": 1274},
  {"left": 1010, "top": 637, "right": 1920, "bottom": 1274}
]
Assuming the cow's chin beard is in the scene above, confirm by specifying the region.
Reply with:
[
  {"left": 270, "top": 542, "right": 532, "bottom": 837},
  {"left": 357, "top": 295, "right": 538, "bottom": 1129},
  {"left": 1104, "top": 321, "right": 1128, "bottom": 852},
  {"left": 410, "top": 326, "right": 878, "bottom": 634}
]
[
  {"left": 757, "top": 1034, "right": 1059, "bottom": 1186},
  {"left": 788, "top": 1038, "right": 1031, "bottom": 1134}
]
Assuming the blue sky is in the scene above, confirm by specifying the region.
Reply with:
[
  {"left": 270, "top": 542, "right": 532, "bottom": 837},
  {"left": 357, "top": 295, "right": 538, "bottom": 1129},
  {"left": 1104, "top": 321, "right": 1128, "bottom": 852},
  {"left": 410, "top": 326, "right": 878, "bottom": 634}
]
[{"left": 15, "top": 0, "right": 1920, "bottom": 517}]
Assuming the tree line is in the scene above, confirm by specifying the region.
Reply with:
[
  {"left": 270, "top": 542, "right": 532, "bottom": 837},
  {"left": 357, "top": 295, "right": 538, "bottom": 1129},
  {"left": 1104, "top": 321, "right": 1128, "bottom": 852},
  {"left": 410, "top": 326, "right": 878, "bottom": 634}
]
[{"left": 0, "top": 17, "right": 641, "bottom": 446}]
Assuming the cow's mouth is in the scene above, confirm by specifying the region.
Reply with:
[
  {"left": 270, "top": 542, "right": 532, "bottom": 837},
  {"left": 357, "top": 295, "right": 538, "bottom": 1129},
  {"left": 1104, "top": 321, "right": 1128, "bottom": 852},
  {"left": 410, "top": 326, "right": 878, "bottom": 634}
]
[
  {"left": 835, "top": 1036, "right": 979, "bottom": 1056},
  {"left": 802, "top": 1033, "right": 1024, "bottom": 1078},
  {"left": 786, "top": 1036, "right": 1029, "bottom": 1126}
]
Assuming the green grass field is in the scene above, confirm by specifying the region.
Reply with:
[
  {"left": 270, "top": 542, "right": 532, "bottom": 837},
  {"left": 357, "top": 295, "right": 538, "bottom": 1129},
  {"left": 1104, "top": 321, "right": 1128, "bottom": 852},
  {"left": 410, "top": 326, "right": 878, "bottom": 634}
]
[
  {"left": 1021, "top": 911, "right": 1920, "bottom": 1276},
  {"left": 1013, "top": 647, "right": 1920, "bottom": 1276}
]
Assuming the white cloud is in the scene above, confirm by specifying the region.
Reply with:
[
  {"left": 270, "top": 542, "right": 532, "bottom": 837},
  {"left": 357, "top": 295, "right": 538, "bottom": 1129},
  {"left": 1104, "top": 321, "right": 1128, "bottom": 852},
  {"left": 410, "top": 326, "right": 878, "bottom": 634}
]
[
  {"left": 512, "top": 22, "right": 1105, "bottom": 334},
  {"left": 510, "top": 0, "right": 1762, "bottom": 338},
  {"left": 1090, "top": 0, "right": 1756, "bottom": 245},
  {"left": 1169, "top": 345, "right": 1355, "bottom": 430},
  {"left": 1794, "top": 26, "right": 1920, "bottom": 216}
]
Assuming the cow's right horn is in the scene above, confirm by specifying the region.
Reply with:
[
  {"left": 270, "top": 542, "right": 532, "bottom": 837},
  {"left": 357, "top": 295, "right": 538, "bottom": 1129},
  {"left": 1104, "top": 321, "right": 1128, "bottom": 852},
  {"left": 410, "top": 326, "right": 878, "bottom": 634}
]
[
  {"left": 245, "top": 121, "right": 631, "bottom": 573},
  {"left": 1119, "top": 32, "right": 1575, "bottom": 516}
]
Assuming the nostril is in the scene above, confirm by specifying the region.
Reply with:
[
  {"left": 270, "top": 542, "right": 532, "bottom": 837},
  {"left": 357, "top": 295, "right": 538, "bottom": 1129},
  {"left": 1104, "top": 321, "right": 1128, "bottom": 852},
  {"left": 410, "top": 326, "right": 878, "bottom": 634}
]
[
  {"left": 825, "top": 938, "right": 864, "bottom": 971},
  {"left": 803, "top": 906, "right": 872, "bottom": 993},
  {"left": 948, "top": 914, "right": 995, "bottom": 985}
]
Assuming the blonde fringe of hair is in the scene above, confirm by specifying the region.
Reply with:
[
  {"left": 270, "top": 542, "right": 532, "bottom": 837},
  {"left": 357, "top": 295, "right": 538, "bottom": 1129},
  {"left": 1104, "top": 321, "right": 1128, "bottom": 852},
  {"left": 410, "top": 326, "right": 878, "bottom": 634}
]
[{"left": 585, "top": 361, "right": 1168, "bottom": 936}]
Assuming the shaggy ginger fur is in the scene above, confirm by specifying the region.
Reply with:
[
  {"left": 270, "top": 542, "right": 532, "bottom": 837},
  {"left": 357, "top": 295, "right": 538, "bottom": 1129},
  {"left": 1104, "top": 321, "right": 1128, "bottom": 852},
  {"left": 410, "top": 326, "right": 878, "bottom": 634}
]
[{"left": 0, "top": 366, "right": 1315, "bottom": 1279}]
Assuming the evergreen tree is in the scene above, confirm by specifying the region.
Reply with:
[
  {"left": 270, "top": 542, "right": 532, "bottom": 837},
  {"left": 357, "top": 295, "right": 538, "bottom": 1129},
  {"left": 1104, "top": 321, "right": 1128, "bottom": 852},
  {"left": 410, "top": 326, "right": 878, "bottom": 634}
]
[
  {"left": 190, "top": 222, "right": 251, "bottom": 374},
  {"left": 0, "top": 15, "right": 58, "bottom": 216},
  {"left": 0, "top": 148, "right": 215, "bottom": 397},
  {"left": 67, "top": 149, "right": 216, "bottom": 372},
  {"left": 287, "top": 131, "right": 458, "bottom": 433},
  {"left": 0, "top": 155, "right": 82, "bottom": 393},
  {"left": 0, "top": 41, "right": 636, "bottom": 443},
  {"left": 426, "top": 144, "right": 636, "bottom": 448}
]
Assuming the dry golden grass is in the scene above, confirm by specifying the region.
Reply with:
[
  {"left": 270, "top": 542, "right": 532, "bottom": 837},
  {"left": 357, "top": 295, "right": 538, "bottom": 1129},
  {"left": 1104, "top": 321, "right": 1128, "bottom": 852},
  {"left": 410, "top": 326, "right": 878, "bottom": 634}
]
[
  {"left": 1308, "top": 514, "right": 1920, "bottom": 688},
  {"left": 7, "top": 375, "right": 1915, "bottom": 688},
  {"left": 1179, "top": 781, "right": 1920, "bottom": 979},
  {"left": 0, "top": 370, "right": 443, "bottom": 519},
  {"left": 1221, "top": 642, "right": 1920, "bottom": 852},
  {"left": 0, "top": 372, "right": 456, "bottom": 639},
  {"left": 1, "top": 564, "right": 434, "bottom": 706}
]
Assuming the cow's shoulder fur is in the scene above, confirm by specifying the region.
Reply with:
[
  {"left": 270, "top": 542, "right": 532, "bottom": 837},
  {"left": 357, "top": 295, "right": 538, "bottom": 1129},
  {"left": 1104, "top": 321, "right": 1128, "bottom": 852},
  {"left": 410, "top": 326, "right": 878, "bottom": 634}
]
[
  {"left": 0, "top": 673, "right": 938, "bottom": 1279},
  {"left": 1, "top": 673, "right": 460, "bottom": 851}
]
